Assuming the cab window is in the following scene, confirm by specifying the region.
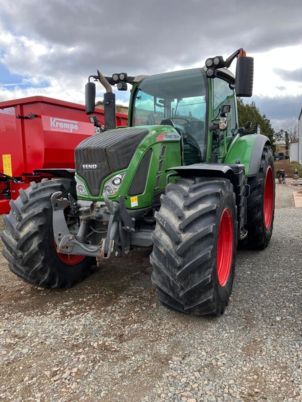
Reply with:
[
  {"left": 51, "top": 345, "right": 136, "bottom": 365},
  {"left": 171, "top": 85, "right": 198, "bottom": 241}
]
[{"left": 213, "top": 78, "right": 236, "bottom": 135}]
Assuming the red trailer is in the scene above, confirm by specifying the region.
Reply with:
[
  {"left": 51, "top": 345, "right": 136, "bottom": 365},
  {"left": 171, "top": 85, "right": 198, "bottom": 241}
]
[{"left": 0, "top": 96, "right": 127, "bottom": 214}]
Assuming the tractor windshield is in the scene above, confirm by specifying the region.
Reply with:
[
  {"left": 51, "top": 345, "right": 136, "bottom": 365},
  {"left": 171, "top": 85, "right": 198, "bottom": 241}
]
[{"left": 132, "top": 68, "right": 207, "bottom": 158}]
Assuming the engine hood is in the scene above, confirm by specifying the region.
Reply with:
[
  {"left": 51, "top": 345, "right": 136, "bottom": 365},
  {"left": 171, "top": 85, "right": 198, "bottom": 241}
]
[{"left": 75, "top": 127, "right": 149, "bottom": 196}]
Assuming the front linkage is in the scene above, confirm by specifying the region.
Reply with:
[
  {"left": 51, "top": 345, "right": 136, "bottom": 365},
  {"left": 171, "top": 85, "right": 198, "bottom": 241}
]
[{"left": 51, "top": 192, "right": 138, "bottom": 265}]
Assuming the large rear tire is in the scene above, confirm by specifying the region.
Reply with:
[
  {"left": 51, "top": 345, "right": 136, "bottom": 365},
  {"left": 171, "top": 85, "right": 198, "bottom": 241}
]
[
  {"left": 150, "top": 178, "right": 237, "bottom": 316},
  {"left": 241, "top": 145, "right": 275, "bottom": 249},
  {"left": 1, "top": 179, "right": 94, "bottom": 288}
]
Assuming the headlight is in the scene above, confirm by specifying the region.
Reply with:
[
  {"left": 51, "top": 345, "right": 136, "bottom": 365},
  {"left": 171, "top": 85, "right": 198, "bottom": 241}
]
[
  {"left": 103, "top": 173, "right": 125, "bottom": 197},
  {"left": 205, "top": 58, "right": 213, "bottom": 67},
  {"left": 77, "top": 184, "right": 86, "bottom": 195},
  {"left": 76, "top": 176, "right": 88, "bottom": 196}
]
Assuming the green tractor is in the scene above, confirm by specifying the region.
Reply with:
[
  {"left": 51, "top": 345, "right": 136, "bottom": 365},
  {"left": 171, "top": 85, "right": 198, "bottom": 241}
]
[{"left": 1, "top": 49, "right": 275, "bottom": 316}]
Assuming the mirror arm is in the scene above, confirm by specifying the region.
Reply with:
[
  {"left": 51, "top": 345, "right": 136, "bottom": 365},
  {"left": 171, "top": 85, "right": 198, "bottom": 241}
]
[
  {"left": 225, "top": 48, "right": 246, "bottom": 68},
  {"left": 97, "top": 70, "right": 112, "bottom": 93}
]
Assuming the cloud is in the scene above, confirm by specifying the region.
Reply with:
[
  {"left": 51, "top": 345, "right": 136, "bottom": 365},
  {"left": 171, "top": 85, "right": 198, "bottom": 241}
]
[
  {"left": 0, "top": 0, "right": 302, "bottom": 128},
  {"left": 275, "top": 86, "right": 286, "bottom": 91},
  {"left": 275, "top": 67, "right": 302, "bottom": 83},
  {"left": 252, "top": 95, "right": 302, "bottom": 120},
  {"left": 0, "top": 0, "right": 302, "bottom": 78},
  {"left": 246, "top": 94, "right": 302, "bottom": 130}
]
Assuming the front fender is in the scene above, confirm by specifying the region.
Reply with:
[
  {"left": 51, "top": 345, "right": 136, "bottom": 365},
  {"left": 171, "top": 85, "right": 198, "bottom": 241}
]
[{"left": 225, "top": 134, "right": 270, "bottom": 176}]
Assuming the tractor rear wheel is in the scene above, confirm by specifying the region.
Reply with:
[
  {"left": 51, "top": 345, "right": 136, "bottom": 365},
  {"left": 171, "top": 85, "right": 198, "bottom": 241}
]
[
  {"left": 1, "top": 179, "right": 94, "bottom": 288},
  {"left": 241, "top": 145, "right": 275, "bottom": 249},
  {"left": 151, "top": 178, "right": 237, "bottom": 316}
]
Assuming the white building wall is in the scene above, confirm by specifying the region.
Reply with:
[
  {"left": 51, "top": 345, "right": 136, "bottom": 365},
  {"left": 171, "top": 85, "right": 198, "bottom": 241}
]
[
  {"left": 290, "top": 142, "right": 299, "bottom": 161},
  {"left": 299, "top": 112, "right": 302, "bottom": 164}
]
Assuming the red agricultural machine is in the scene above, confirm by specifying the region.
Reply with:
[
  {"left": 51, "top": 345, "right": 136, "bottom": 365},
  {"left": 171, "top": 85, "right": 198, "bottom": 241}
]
[{"left": 0, "top": 96, "right": 127, "bottom": 214}]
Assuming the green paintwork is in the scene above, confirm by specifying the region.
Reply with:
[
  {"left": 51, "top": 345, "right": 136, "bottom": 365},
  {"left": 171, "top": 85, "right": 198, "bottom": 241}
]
[
  {"left": 205, "top": 78, "right": 214, "bottom": 162},
  {"left": 224, "top": 134, "right": 260, "bottom": 175},
  {"left": 77, "top": 125, "right": 181, "bottom": 209}
]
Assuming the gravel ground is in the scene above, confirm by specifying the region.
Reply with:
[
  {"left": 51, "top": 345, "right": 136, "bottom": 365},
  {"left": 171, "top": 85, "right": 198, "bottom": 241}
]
[
  {"left": 275, "top": 182, "right": 295, "bottom": 208},
  {"left": 0, "top": 185, "right": 301, "bottom": 401}
]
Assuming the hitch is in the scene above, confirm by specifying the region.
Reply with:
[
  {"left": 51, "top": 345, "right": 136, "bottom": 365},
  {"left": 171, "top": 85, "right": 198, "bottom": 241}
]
[
  {"left": 51, "top": 192, "right": 99, "bottom": 257},
  {"left": 96, "top": 195, "right": 135, "bottom": 265},
  {"left": 51, "top": 192, "right": 135, "bottom": 265}
]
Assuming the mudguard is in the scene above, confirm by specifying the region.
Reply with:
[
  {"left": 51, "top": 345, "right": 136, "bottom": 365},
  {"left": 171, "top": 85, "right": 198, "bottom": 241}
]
[
  {"left": 168, "top": 163, "right": 244, "bottom": 181},
  {"left": 167, "top": 163, "right": 246, "bottom": 199},
  {"left": 224, "top": 134, "right": 271, "bottom": 176}
]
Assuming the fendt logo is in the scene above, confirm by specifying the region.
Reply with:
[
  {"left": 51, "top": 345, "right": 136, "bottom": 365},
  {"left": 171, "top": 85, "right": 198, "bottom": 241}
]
[
  {"left": 49, "top": 117, "right": 79, "bottom": 133},
  {"left": 82, "top": 164, "right": 98, "bottom": 169}
]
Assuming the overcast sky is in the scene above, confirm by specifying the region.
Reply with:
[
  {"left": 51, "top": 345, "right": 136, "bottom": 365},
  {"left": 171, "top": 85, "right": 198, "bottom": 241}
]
[{"left": 0, "top": 0, "right": 302, "bottom": 131}]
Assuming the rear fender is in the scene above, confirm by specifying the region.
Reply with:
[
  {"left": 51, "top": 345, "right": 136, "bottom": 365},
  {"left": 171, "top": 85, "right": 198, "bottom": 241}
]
[{"left": 225, "top": 134, "right": 271, "bottom": 177}]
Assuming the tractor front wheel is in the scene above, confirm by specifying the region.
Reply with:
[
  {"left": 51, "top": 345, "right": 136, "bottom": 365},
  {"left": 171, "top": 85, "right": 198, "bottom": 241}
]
[
  {"left": 1, "top": 179, "right": 94, "bottom": 288},
  {"left": 151, "top": 178, "right": 237, "bottom": 316}
]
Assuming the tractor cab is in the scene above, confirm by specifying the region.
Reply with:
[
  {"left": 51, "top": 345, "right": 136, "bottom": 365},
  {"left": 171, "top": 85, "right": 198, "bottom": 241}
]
[
  {"left": 131, "top": 68, "right": 207, "bottom": 165},
  {"left": 85, "top": 49, "right": 253, "bottom": 167}
]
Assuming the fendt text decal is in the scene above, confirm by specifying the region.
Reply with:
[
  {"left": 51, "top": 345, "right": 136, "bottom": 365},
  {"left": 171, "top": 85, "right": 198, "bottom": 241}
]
[{"left": 42, "top": 116, "right": 95, "bottom": 135}]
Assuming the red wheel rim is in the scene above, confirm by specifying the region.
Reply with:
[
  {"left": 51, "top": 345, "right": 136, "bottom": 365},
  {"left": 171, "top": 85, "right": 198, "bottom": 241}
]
[
  {"left": 56, "top": 252, "right": 86, "bottom": 266},
  {"left": 217, "top": 208, "right": 234, "bottom": 287},
  {"left": 263, "top": 166, "right": 274, "bottom": 230},
  {"left": 53, "top": 242, "right": 86, "bottom": 266}
]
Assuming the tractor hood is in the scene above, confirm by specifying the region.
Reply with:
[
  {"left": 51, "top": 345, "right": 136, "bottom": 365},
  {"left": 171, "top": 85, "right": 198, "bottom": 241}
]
[{"left": 75, "top": 127, "right": 149, "bottom": 196}]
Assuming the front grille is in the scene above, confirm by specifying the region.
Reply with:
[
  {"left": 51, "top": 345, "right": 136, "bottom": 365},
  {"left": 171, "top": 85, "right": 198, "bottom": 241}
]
[{"left": 75, "top": 127, "right": 149, "bottom": 196}]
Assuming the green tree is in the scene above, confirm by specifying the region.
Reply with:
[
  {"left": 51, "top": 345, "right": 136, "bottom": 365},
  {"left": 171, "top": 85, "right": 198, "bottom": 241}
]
[{"left": 237, "top": 99, "right": 275, "bottom": 149}]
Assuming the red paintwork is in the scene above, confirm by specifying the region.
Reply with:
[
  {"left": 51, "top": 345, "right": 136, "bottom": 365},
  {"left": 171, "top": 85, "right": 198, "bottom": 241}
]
[
  {"left": 0, "top": 96, "right": 128, "bottom": 214},
  {"left": 0, "top": 200, "right": 9, "bottom": 214},
  {"left": 216, "top": 208, "right": 234, "bottom": 287},
  {"left": 263, "top": 166, "right": 274, "bottom": 229},
  {"left": 54, "top": 242, "right": 86, "bottom": 266},
  {"left": 56, "top": 252, "right": 86, "bottom": 265}
]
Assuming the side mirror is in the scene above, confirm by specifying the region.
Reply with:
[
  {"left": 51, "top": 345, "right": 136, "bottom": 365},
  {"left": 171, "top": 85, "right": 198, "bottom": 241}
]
[
  {"left": 235, "top": 56, "right": 254, "bottom": 97},
  {"left": 85, "top": 82, "right": 96, "bottom": 114},
  {"left": 220, "top": 104, "right": 231, "bottom": 116}
]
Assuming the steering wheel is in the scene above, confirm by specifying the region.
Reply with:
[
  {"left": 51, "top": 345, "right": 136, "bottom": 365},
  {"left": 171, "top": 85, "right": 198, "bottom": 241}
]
[{"left": 160, "top": 118, "right": 201, "bottom": 156}]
